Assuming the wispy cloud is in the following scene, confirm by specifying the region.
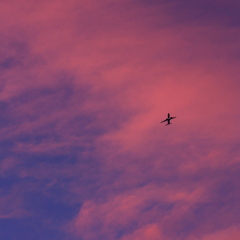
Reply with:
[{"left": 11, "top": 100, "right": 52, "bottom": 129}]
[{"left": 0, "top": 0, "right": 240, "bottom": 239}]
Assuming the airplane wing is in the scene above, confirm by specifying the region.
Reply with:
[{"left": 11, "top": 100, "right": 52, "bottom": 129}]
[
  {"left": 171, "top": 117, "right": 176, "bottom": 119},
  {"left": 161, "top": 119, "right": 167, "bottom": 123}
]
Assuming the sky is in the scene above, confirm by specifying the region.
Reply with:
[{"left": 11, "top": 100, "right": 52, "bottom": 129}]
[{"left": 0, "top": 0, "right": 240, "bottom": 239}]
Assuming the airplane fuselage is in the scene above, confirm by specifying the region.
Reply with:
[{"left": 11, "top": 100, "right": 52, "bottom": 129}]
[{"left": 161, "top": 113, "right": 176, "bottom": 126}]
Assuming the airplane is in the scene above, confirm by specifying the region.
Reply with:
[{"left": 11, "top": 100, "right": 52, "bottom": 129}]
[{"left": 161, "top": 113, "right": 176, "bottom": 126}]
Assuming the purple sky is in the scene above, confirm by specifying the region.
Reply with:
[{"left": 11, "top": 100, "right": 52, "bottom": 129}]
[{"left": 0, "top": 0, "right": 240, "bottom": 239}]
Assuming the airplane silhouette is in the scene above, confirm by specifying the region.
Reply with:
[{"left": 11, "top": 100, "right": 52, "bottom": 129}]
[{"left": 161, "top": 113, "right": 176, "bottom": 126}]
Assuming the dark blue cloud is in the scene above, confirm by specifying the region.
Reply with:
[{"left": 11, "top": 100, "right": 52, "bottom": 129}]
[
  {"left": 136, "top": 0, "right": 240, "bottom": 27},
  {"left": 0, "top": 218, "right": 69, "bottom": 240}
]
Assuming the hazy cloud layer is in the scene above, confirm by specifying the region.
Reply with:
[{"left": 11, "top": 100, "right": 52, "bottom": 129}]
[{"left": 0, "top": 0, "right": 240, "bottom": 239}]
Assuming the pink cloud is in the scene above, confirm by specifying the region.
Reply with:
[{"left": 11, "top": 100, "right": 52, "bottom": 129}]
[
  {"left": 70, "top": 183, "right": 208, "bottom": 239},
  {"left": 0, "top": 0, "right": 240, "bottom": 239},
  {"left": 201, "top": 226, "right": 240, "bottom": 240},
  {"left": 121, "top": 224, "right": 163, "bottom": 240}
]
